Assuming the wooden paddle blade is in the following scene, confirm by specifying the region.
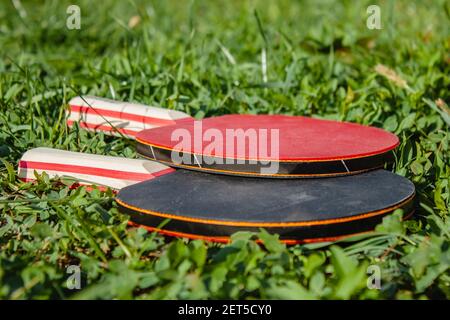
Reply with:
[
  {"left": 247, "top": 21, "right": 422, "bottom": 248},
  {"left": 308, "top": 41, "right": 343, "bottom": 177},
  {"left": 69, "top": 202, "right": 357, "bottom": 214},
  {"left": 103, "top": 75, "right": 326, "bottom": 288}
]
[
  {"left": 67, "top": 96, "right": 192, "bottom": 138},
  {"left": 18, "top": 147, "right": 174, "bottom": 189}
]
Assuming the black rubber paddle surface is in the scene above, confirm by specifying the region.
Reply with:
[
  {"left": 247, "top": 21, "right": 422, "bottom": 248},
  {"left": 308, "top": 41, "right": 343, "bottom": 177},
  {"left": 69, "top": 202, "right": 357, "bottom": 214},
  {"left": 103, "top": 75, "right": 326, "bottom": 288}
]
[{"left": 116, "top": 169, "right": 415, "bottom": 243}]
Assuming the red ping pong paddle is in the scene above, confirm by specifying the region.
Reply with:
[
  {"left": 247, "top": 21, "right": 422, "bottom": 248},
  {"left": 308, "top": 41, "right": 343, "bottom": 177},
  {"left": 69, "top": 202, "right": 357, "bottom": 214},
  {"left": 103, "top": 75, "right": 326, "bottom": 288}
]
[
  {"left": 67, "top": 96, "right": 399, "bottom": 178},
  {"left": 136, "top": 114, "right": 399, "bottom": 177}
]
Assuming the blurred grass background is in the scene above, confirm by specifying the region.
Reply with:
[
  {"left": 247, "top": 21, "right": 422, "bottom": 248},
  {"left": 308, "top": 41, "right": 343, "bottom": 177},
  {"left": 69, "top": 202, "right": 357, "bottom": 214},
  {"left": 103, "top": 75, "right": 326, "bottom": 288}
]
[{"left": 0, "top": 0, "right": 449, "bottom": 299}]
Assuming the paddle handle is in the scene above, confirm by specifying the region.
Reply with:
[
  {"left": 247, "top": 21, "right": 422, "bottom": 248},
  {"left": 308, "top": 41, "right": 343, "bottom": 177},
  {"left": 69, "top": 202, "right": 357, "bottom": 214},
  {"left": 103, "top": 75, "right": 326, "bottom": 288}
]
[
  {"left": 18, "top": 147, "right": 174, "bottom": 189},
  {"left": 67, "top": 96, "right": 192, "bottom": 138}
]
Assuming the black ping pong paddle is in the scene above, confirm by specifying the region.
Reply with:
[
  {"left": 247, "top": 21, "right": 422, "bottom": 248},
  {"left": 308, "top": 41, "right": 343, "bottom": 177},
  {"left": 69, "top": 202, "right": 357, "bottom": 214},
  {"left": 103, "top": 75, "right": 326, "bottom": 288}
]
[
  {"left": 116, "top": 169, "right": 416, "bottom": 244},
  {"left": 19, "top": 148, "right": 416, "bottom": 244}
]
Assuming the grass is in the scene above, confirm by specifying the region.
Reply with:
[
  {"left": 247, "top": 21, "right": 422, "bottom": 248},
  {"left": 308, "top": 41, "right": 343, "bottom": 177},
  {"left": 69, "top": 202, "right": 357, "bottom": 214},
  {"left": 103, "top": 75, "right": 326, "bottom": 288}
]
[{"left": 0, "top": 0, "right": 449, "bottom": 299}]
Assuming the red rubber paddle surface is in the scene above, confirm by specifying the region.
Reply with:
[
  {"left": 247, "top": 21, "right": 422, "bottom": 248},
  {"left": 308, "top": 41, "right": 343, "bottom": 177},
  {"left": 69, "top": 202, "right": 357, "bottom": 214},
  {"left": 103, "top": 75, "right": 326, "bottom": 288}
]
[{"left": 136, "top": 115, "right": 399, "bottom": 161}]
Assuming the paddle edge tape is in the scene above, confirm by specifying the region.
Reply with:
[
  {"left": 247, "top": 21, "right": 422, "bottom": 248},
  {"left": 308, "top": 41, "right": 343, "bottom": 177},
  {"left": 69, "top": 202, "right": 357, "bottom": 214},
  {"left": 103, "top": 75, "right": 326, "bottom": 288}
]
[
  {"left": 137, "top": 143, "right": 395, "bottom": 178},
  {"left": 127, "top": 221, "right": 375, "bottom": 244},
  {"left": 116, "top": 192, "right": 416, "bottom": 228},
  {"left": 122, "top": 206, "right": 416, "bottom": 243},
  {"left": 136, "top": 137, "right": 399, "bottom": 162}
]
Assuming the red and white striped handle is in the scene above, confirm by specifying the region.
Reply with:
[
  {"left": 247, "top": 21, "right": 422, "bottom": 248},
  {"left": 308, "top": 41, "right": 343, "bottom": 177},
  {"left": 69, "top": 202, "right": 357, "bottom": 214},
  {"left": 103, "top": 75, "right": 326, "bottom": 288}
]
[
  {"left": 18, "top": 148, "right": 175, "bottom": 189},
  {"left": 67, "top": 96, "right": 192, "bottom": 138}
]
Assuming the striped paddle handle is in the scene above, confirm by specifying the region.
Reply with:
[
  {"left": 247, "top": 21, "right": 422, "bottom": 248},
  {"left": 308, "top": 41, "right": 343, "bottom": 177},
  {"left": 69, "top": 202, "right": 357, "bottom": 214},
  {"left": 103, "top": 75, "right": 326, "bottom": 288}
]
[
  {"left": 67, "top": 96, "right": 192, "bottom": 138},
  {"left": 18, "top": 148, "right": 174, "bottom": 190}
]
